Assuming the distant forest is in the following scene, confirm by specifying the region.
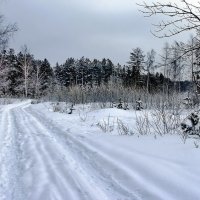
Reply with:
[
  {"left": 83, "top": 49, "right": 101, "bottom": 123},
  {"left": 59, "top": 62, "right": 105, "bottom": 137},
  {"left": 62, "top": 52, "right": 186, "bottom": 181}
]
[{"left": 0, "top": 45, "right": 192, "bottom": 99}]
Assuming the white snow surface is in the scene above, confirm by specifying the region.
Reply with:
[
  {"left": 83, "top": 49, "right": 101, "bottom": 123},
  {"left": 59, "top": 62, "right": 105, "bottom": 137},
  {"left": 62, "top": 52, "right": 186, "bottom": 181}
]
[{"left": 0, "top": 101, "right": 199, "bottom": 200}]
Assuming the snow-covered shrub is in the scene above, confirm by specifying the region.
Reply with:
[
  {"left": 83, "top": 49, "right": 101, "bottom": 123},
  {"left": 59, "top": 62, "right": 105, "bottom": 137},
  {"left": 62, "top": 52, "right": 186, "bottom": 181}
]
[
  {"left": 50, "top": 102, "right": 75, "bottom": 114},
  {"left": 51, "top": 102, "right": 62, "bottom": 112},
  {"left": 96, "top": 115, "right": 115, "bottom": 133},
  {"left": 111, "top": 101, "right": 116, "bottom": 108},
  {"left": 194, "top": 141, "right": 199, "bottom": 148},
  {"left": 181, "top": 112, "right": 200, "bottom": 141},
  {"left": 68, "top": 104, "right": 75, "bottom": 114},
  {"left": 117, "top": 119, "right": 132, "bottom": 135},
  {"left": 191, "top": 91, "right": 200, "bottom": 107},
  {"left": 96, "top": 116, "right": 133, "bottom": 135},
  {"left": 116, "top": 98, "right": 129, "bottom": 110},
  {"left": 123, "top": 102, "right": 129, "bottom": 110},
  {"left": 182, "top": 97, "right": 193, "bottom": 108},
  {"left": 46, "top": 83, "right": 185, "bottom": 111},
  {"left": 0, "top": 98, "right": 12, "bottom": 105},
  {"left": 136, "top": 98, "right": 143, "bottom": 111},
  {"left": 78, "top": 111, "right": 88, "bottom": 122},
  {"left": 117, "top": 98, "right": 123, "bottom": 109},
  {"left": 31, "top": 99, "right": 41, "bottom": 104},
  {"left": 135, "top": 108, "right": 181, "bottom": 136},
  {"left": 135, "top": 111, "right": 151, "bottom": 135}
]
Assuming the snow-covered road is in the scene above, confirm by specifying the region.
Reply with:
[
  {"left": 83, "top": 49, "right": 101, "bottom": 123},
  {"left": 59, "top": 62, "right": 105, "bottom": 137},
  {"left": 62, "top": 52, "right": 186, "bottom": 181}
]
[
  {"left": 0, "top": 102, "right": 140, "bottom": 200},
  {"left": 0, "top": 101, "right": 200, "bottom": 200}
]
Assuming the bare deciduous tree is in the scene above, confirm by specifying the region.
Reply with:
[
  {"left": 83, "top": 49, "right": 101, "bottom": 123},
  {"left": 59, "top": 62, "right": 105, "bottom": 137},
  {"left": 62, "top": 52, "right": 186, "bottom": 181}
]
[
  {"left": 145, "top": 49, "right": 156, "bottom": 94},
  {"left": 0, "top": 15, "right": 17, "bottom": 50},
  {"left": 138, "top": 0, "right": 200, "bottom": 38},
  {"left": 19, "top": 45, "right": 33, "bottom": 98},
  {"left": 138, "top": 0, "right": 200, "bottom": 98}
]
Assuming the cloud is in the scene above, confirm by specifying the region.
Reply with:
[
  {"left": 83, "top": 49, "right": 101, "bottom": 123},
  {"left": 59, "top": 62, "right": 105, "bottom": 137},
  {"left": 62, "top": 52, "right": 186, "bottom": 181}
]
[{"left": 1, "top": 0, "right": 191, "bottom": 65}]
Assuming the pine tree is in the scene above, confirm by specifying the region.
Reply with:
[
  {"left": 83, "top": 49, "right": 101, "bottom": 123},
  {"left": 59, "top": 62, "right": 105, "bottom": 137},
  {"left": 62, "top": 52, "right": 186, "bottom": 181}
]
[
  {"left": 92, "top": 59, "right": 102, "bottom": 86},
  {"left": 102, "top": 58, "right": 113, "bottom": 84},
  {"left": 54, "top": 63, "right": 63, "bottom": 86},
  {"left": 6, "top": 49, "right": 21, "bottom": 96},
  {"left": 62, "top": 58, "right": 76, "bottom": 87},
  {"left": 76, "top": 57, "right": 88, "bottom": 87},
  {"left": 127, "top": 48, "right": 145, "bottom": 88},
  {"left": 0, "top": 49, "right": 10, "bottom": 96},
  {"left": 32, "top": 58, "right": 53, "bottom": 98}
]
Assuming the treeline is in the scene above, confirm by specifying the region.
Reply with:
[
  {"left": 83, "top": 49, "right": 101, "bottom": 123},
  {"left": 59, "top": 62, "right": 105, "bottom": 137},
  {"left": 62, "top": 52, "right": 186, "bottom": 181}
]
[
  {"left": 0, "top": 46, "right": 190, "bottom": 99},
  {"left": 54, "top": 54, "right": 169, "bottom": 92},
  {"left": 0, "top": 48, "right": 53, "bottom": 98}
]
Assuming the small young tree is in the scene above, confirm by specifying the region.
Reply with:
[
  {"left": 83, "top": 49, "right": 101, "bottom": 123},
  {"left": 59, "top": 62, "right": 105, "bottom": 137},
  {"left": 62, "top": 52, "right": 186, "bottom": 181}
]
[{"left": 181, "top": 112, "right": 200, "bottom": 141}]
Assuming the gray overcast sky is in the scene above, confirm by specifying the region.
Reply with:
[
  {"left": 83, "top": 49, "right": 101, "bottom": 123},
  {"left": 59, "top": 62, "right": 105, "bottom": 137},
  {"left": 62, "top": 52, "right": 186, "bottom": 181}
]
[{"left": 1, "top": 0, "right": 191, "bottom": 65}]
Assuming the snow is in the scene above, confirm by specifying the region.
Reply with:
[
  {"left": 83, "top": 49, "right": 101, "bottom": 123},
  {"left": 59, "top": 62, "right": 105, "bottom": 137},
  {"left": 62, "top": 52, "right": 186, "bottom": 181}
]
[{"left": 0, "top": 101, "right": 200, "bottom": 200}]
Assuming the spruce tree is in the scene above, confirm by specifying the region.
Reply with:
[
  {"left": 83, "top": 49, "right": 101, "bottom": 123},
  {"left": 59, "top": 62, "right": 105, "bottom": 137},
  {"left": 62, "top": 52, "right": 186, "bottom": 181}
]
[{"left": 127, "top": 48, "right": 145, "bottom": 88}]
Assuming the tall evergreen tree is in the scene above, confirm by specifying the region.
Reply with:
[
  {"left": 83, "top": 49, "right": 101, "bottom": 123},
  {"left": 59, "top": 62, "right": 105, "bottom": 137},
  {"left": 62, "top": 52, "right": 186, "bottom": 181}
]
[
  {"left": 102, "top": 58, "right": 113, "bottom": 84},
  {"left": 6, "top": 49, "right": 21, "bottom": 96},
  {"left": 92, "top": 59, "right": 102, "bottom": 86},
  {"left": 32, "top": 58, "right": 53, "bottom": 97},
  {"left": 127, "top": 48, "right": 145, "bottom": 88}
]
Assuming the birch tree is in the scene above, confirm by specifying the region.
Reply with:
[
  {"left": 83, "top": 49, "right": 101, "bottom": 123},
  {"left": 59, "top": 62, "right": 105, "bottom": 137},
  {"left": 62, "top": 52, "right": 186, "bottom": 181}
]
[
  {"left": 18, "top": 45, "right": 33, "bottom": 98},
  {"left": 145, "top": 49, "right": 156, "bottom": 94}
]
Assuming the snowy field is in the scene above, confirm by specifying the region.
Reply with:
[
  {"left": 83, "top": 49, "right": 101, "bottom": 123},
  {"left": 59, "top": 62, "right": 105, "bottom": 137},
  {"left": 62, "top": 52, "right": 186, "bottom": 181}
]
[{"left": 0, "top": 100, "right": 199, "bottom": 200}]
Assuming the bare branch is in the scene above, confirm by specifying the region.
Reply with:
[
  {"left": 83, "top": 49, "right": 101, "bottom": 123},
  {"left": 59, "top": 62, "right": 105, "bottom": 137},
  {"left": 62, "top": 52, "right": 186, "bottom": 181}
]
[
  {"left": 0, "top": 14, "right": 17, "bottom": 50},
  {"left": 138, "top": 0, "right": 200, "bottom": 38}
]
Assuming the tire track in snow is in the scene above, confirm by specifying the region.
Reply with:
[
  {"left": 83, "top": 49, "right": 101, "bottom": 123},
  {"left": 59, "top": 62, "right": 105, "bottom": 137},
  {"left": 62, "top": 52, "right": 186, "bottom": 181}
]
[
  {"left": 15, "top": 106, "right": 111, "bottom": 200},
  {"left": 13, "top": 107, "right": 87, "bottom": 200},
  {"left": 28, "top": 105, "right": 190, "bottom": 200},
  {"left": 0, "top": 105, "right": 26, "bottom": 200},
  {"left": 13, "top": 109, "right": 62, "bottom": 200},
  {"left": 33, "top": 107, "right": 200, "bottom": 200},
  {"left": 0, "top": 109, "right": 12, "bottom": 200},
  {"left": 22, "top": 105, "right": 140, "bottom": 200}
]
